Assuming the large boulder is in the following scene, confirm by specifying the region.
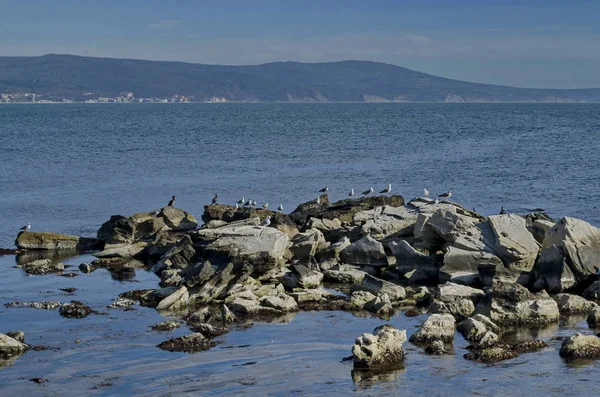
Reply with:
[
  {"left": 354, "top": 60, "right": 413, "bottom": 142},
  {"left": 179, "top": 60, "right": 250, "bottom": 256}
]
[
  {"left": 0, "top": 333, "right": 29, "bottom": 360},
  {"left": 428, "top": 298, "right": 475, "bottom": 318},
  {"left": 197, "top": 221, "right": 290, "bottom": 274},
  {"left": 289, "top": 229, "right": 328, "bottom": 261},
  {"left": 15, "top": 232, "right": 100, "bottom": 251},
  {"left": 354, "top": 206, "right": 417, "bottom": 240},
  {"left": 478, "top": 263, "right": 532, "bottom": 287},
  {"left": 583, "top": 281, "right": 600, "bottom": 302},
  {"left": 290, "top": 195, "right": 405, "bottom": 226},
  {"left": 389, "top": 240, "right": 439, "bottom": 283},
  {"left": 475, "top": 282, "right": 559, "bottom": 326},
  {"left": 535, "top": 217, "right": 600, "bottom": 292},
  {"left": 352, "top": 325, "right": 407, "bottom": 371},
  {"left": 409, "top": 314, "right": 455, "bottom": 343},
  {"left": 559, "top": 333, "right": 600, "bottom": 359},
  {"left": 350, "top": 274, "right": 406, "bottom": 301},
  {"left": 457, "top": 315, "right": 500, "bottom": 348},
  {"left": 427, "top": 208, "right": 482, "bottom": 243},
  {"left": 436, "top": 282, "right": 485, "bottom": 303},
  {"left": 440, "top": 246, "right": 502, "bottom": 285},
  {"left": 160, "top": 206, "right": 198, "bottom": 231},
  {"left": 553, "top": 293, "right": 597, "bottom": 315},
  {"left": 97, "top": 215, "right": 135, "bottom": 244},
  {"left": 339, "top": 235, "right": 387, "bottom": 267},
  {"left": 202, "top": 204, "right": 298, "bottom": 237},
  {"left": 412, "top": 213, "right": 444, "bottom": 252},
  {"left": 487, "top": 214, "right": 540, "bottom": 271},
  {"left": 189, "top": 263, "right": 253, "bottom": 304},
  {"left": 280, "top": 264, "right": 323, "bottom": 290},
  {"left": 150, "top": 236, "right": 196, "bottom": 274}
]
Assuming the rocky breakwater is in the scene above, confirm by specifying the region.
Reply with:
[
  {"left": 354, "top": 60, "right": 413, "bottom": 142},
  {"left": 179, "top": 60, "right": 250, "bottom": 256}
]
[{"left": 8, "top": 192, "right": 600, "bottom": 370}]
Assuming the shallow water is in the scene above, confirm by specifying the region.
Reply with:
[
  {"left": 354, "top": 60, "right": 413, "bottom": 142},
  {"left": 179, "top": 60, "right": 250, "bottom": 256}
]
[
  {"left": 1, "top": 103, "right": 600, "bottom": 247},
  {"left": 1, "top": 253, "right": 599, "bottom": 396},
  {"left": 2, "top": 103, "right": 600, "bottom": 395}
]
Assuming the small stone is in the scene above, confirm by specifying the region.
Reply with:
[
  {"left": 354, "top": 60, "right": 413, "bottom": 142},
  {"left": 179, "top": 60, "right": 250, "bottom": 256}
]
[
  {"left": 151, "top": 320, "right": 182, "bottom": 331},
  {"left": 59, "top": 301, "right": 92, "bottom": 318}
]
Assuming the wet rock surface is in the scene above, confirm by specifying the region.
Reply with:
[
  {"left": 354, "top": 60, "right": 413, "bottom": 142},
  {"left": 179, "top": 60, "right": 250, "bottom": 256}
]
[
  {"left": 59, "top": 301, "right": 93, "bottom": 318},
  {"left": 157, "top": 333, "right": 218, "bottom": 353},
  {"left": 352, "top": 325, "right": 407, "bottom": 371}
]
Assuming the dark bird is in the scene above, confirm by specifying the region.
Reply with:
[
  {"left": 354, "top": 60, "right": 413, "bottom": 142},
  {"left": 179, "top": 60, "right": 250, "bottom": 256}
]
[
  {"left": 212, "top": 193, "right": 218, "bottom": 204},
  {"left": 438, "top": 190, "right": 452, "bottom": 199},
  {"left": 362, "top": 187, "right": 374, "bottom": 196},
  {"left": 244, "top": 199, "right": 252, "bottom": 207},
  {"left": 319, "top": 187, "right": 329, "bottom": 193},
  {"left": 237, "top": 196, "right": 245, "bottom": 205},
  {"left": 168, "top": 195, "right": 176, "bottom": 206},
  {"left": 499, "top": 207, "right": 506, "bottom": 215},
  {"left": 380, "top": 184, "right": 391, "bottom": 194}
]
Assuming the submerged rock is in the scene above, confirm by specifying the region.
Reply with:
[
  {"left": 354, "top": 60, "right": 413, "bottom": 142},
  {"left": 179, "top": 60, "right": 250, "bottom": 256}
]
[
  {"left": 151, "top": 320, "right": 182, "bottom": 331},
  {"left": 352, "top": 324, "right": 407, "bottom": 371},
  {"left": 59, "top": 301, "right": 92, "bottom": 318},
  {"left": 457, "top": 315, "right": 499, "bottom": 348},
  {"left": 464, "top": 346, "right": 517, "bottom": 363},
  {"left": 18, "top": 259, "right": 65, "bottom": 275},
  {"left": 5, "top": 301, "right": 61, "bottom": 310},
  {"left": 409, "top": 314, "right": 455, "bottom": 343},
  {"left": 157, "top": 333, "right": 217, "bottom": 353},
  {"left": 350, "top": 274, "right": 406, "bottom": 301},
  {"left": 339, "top": 235, "right": 387, "bottom": 267},
  {"left": 15, "top": 231, "right": 100, "bottom": 251},
  {"left": 559, "top": 333, "right": 600, "bottom": 359}
]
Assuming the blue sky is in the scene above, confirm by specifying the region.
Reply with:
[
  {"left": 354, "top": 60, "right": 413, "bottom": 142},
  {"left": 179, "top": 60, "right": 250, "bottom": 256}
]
[{"left": 1, "top": 0, "right": 599, "bottom": 88}]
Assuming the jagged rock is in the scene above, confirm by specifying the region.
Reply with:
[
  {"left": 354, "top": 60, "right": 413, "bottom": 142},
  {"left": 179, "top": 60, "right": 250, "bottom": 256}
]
[
  {"left": 526, "top": 216, "right": 556, "bottom": 244},
  {"left": 487, "top": 214, "right": 540, "bottom": 271},
  {"left": 428, "top": 299, "right": 475, "bottom": 318},
  {"left": 424, "top": 340, "right": 449, "bottom": 355},
  {"left": 350, "top": 274, "right": 406, "bottom": 301},
  {"left": 280, "top": 265, "right": 323, "bottom": 290},
  {"left": 228, "top": 292, "right": 297, "bottom": 316},
  {"left": 107, "top": 298, "right": 136, "bottom": 309},
  {"left": 390, "top": 240, "right": 439, "bottom": 283},
  {"left": 409, "top": 313, "right": 455, "bottom": 343},
  {"left": 464, "top": 347, "right": 517, "bottom": 363},
  {"left": 317, "top": 237, "right": 351, "bottom": 260},
  {"left": 457, "top": 316, "right": 499, "bottom": 348},
  {"left": 139, "top": 287, "right": 179, "bottom": 307},
  {"left": 15, "top": 231, "right": 100, "bottom": 251},
  {"left": 583, "top": 281, "right": 600, "bottom": 301},
  {"left": 289, "top": 229, "right": 329, "bottom": 261},
  {"left": 159, "top": 268, "right": 184, "bottom": 288},
  {"left": 340, "top": 235, "right": 387, "bottom": 267},
  {"left": 4, "top": 301, "right": 61, "bottom": 310},
  {"left": 535, "top": 217, "right": 600, "bottom": 292},
  {"left": 94, "top": 242, "right": 148, "bottom": 259},
  {"left": 151, "top": 320, "right": 182, "bottom": 331},
  {"left": 189, "top": 322, "right": 229, "bottom": 338},
  {"left": 553, "top": 293, "right": 597, "bottom": 315},
  {"left": 350, "top": 291, "right": 377, "bottom": 308},
  {"left": 0, "top": 333, "right": 29, "bottom": 360},
  {"left": 307, "top": 217, "right": 343, "bottom": 241},
  {"left": 440, "top": 246, "right": 502, "bottom": 285},
  {"left": 189, "top": 263, "right": 253, "bottom": 304},
  {"left": 559, "top": 333, "right": 600, "bottom": 359},
  {"left": 59, "top": 301, "right": 92, "bottom": 318},
  {"left": 78, "top": 263, "right": 96, "bottom": 273},
  {"left": 160, "top": 206, "right": 198, "bottom": 231},
  {"left": 363, "top": 293, "right": 395, "bottom": 316},
  {"left": 157, "top": 333, "right": 217, "bottom": 353},
  {"left": 412, "top": 213, "right": 444, "bottom": 252},
  {"left": 436, "top": 282, "right": 485, "bottom": 303},
  {"left": 323, "top": 268, "right": 367, "bottom": 284},
  {"left": 253, "top": 283, "right": 285, "bottom": 298},
  {"left": 199, "top": 223, "right": 289, "bottom": 273},
  {"left": 18, "top": 259, "right": 65, "bottom": 275},
  {"left": 150, "top": 236, "right": 196, "bottom": 275},
  {"left": 140, "top": 233, "right": 182, "bottom": 259},
  {"left": 478, "top": 263, "right": 531, "bottom": 287},
  {"left": 6, "top": 332, "right": 25, "bottom": 344},
  {"left": 260, "top": 294, "right": 299, "bottom": 312},
  {"left": 352, "top": 325, "right": 407, "bottom": 371},
  {"left": 427, "top": 208, "right": 482, "bottom": 243},
  {"left": 475, "top": 282, "right": 559, "bottom": 326},
  {"left": 355, "top": 206, "right": 417, "bottom": 240},
  {"left": 182, "top": 261, "right": 215, "bottom": 288},
  {"left": 586, "top": 307, "right": 600, "bottom": 327},
  {"left": 97, "top": 215, "right": 135, "bottom": 244},
  {"left": 290, "top": 195, "right": 405, "bottom": 226},
  {"left": 132, "top": 213, "right": 166, "bottom": 240},
  {"left": 156, "top": 286, "right": 189, "bottom": 311}
]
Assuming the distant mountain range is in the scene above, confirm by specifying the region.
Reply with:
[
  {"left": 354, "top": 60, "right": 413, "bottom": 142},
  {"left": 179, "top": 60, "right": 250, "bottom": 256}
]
[{"left": 1, "top": 54, "right": 600, "bottom": 102}]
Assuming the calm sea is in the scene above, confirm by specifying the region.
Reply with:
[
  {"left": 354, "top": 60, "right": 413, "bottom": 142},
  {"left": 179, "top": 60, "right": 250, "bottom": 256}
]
[
  {"left": 1, "top": 103, "right": 599, "bottom": 247},
  {"left": 1, "top": 103, "right": 600, "bottom": 395}
]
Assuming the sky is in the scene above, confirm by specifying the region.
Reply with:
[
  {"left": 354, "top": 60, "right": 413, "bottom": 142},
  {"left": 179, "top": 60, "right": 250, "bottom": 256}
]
[{"left": 1, "top": 0, "right": 599, "bottom": 88}]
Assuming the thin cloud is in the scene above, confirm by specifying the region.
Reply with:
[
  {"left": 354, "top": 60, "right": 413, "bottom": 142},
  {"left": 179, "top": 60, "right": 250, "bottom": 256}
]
[{"left": 149, "top": 20, "right": 179, "bottom": 29}]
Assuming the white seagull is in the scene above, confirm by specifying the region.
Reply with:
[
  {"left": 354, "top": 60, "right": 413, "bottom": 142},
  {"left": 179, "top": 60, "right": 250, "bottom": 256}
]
[
  {"left": 362, "top": 187, "right": 374, "bottom": 196},
  {"left": 20, "top": 223, "right": 31, "bottom": 232},
  {"left": 278, "top": 204, "right": 283, "bottom": 211},
  {"left": 252, "top": 199, "right": 257, "bottom": 206},
  {"left": 319, "top": 187, "right": 329, "bottom": 193},
  {"left": 434, "top": 197, "right": 440, "bottom": 205},
  {"left": 349, "top": 188, "right": 355, "bottom": 197},
  {"left": 259, "top": 215, "right": 271, "bottom": 228},
  {"left": 237, "top": 197, "right": 245, "bottom": 205},
  {"left": 380, "top": 184, "right": 391, "bottom": 194},
  {"left": 262, "top": 202, "right": 269, "bottom": 209},
  {"left": 244, "top": 199, "right": 252, "bottom": 207},
  {"left": 423, "top": 188, "right": 430, "bottom": 197}
]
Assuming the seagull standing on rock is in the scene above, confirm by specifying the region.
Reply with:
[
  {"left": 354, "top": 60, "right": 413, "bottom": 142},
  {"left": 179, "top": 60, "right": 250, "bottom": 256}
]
[
  {"left": 212, "top": 193, "right": 218, "bottom": 204},
  {"left": 168, "top": 196, "right": 176, "bottom": 206},
  {"left": 252, "top": 200, "right": 257, "bottom": 207},
  {"left": 499, "top": 207, "right": 506, "bottom": 215},
  {"left": 438, "top": 190, "right": 452, "bottom": 200},
  {"left": 244, "top": 199, "right": 251, "bottom": 207},
  {"left": 259, "top": 215, "right": 271, "bottom": 229},
  {"left": 380, "top": 184, "right": 391, "bottom": 194},
  {"left": 19, "top": 223, "right": 31, "bottom": 232},
  {"left": 278, "top": 204, "right": 283, "bottom": 211},
  {"left": 262, "top": 202, "right": 269, "bottom": 209},
  {"left": 349, "top": 189, "right": 355, "bottom": 197},
  {"left": 151, "top": 210, "right": 160, "bottom": 216},
  {"left": 423, "top": 188, "right": 430, "bottom": 197},
  {"left": 237, "top": 197, "right": 245, "bottom": 205},
  {"left": 362, "top": 187, "right": 374, "bottom": 196},
  {"left": 319, "top": 187, "right": 329, "bottom": 193},
  {"left": 434, "top": 197, "right": 440, "bottom": 204}
]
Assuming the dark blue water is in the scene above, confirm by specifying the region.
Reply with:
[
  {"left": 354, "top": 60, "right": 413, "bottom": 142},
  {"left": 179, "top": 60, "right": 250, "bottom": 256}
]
[
  {"left": 1, "top": 103, "right": 600, "bottom": 247},
  {"left": 2, "top": 103, "right": 600, "bottom": 395}
]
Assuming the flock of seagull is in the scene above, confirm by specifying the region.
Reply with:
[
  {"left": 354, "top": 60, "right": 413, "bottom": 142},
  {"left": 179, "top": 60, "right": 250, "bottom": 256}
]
[{"left": 17, "top": 186, "right": 454, "bottom": 233}]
